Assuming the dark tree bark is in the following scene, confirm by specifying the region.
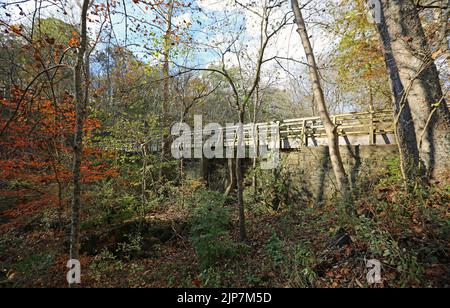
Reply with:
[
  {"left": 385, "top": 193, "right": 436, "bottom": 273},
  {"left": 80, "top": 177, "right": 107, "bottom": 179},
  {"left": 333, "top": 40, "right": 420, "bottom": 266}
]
[
  {"left": 379, "top": 0, "right": 450, "bottom": 182},
  {"left": 251, "top": 85, "right": 260, "bottom": 199},
  {"left": 236, "top": 110, "right": 247, "bottom": 242},
  {"left": 374, "top": 3, "right": 422, "bottom": 182}
]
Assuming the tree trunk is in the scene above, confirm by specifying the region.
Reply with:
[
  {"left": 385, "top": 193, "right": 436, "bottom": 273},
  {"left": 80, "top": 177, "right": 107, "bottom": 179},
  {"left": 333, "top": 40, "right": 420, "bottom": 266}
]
[
  {"left": 252, "top": 85, "right": 259, "bottom": 198},
  {"left": 236, "top": 110, "right": 247, "bottom": 242},
  {"left": 179, "top": 111, "right": 186, "bottom": 184},
  {"left": 439, "top": 0, "right": 450, "bottom": 60},
  {"left": 69, "top": 0, "right": 90, "bottom": 287},
  {"left": 141, "top": 144, "right": 148, "bottom": 215},
  {"left": 160, "top": 0, "right": 174, "bottom": 179},
  {"left": 200, "top": 156, "right": 209, "bottom": 184},
  {"left": 224, "top": 158, "right": 236, "bottom": 196},
  {"left": 291, "top": 0, "right": 350, "bottom": 196},
  {"left": 380, "top": 0, "right": 450, "bottom": 182},
  {"left": 375, "top": 5, "right": 423, "bottom": 182}
]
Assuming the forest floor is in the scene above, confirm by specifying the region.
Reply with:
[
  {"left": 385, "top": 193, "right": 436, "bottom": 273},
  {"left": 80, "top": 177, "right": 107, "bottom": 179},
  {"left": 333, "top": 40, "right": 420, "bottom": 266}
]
[{"left": 1, "top": 180, "right": 449, "bottom": 288}]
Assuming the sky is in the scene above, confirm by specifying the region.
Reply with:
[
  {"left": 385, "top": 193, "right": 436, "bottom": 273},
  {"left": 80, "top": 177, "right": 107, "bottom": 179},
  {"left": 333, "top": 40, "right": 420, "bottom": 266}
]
[
  {"left": 0, "top": 0, "right": 342, "bottom": 98},
  {"left": 0, "top": 0, "right": 336, "bottom": 67},
  {"left": 1, "top": 0, "right": 446, "bottom": 115},
  {"left": 185, "top": 0, "right": 337, "bottom": 91},
  {"left": 192, "top": 0, "right": 335, "bottom": 68}
]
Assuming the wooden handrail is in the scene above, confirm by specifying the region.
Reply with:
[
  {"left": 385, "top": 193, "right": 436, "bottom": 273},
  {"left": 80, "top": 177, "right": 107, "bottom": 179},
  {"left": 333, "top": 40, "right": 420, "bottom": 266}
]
[{"left": 146, "top": 108, "right": 402, "bottom": 152}]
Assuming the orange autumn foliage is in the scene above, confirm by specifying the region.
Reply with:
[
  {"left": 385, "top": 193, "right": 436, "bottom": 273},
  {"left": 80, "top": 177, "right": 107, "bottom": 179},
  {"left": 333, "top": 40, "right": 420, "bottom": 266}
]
[{"left": 0, "top": 90, "right": 117, "bottom": 219}]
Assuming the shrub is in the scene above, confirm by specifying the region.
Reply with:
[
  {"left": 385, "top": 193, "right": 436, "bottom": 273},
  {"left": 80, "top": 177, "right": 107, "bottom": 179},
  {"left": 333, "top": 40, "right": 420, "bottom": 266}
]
[
  {"left": 265, "top": 230, "right": 284, "bottom": 266},
  {"left": 289, "top": 242, "right": 318, "bottom": 288},
  {"left": 14, "top": 252, "right": 55, "bottom": 276},
  {"left": 88, "top": 249, "right": 125, "bottom": 283},
  {"left": 116, "top": 233, "right": 143, "bottom": 260},
  {"left": 247, "top": 159, "right": 306, "bottom": 212},
  {"left": 264, "top": 231, "right": 319, "bottom": 287},
  {"left": 189, "top": 189, "right": 238, "bottom": 269}
]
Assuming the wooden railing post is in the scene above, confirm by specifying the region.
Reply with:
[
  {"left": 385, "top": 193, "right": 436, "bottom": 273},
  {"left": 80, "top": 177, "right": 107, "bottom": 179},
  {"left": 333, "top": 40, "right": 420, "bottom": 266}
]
[
  {"left": 254, "top": 124, "right": 259, "bottom": 157},
  {"left": 276, "top": 121, "right": 281, "bottom": 150},
  {"left": 369, "top": 111, "right": 376, "bottom": 145},
  {"left": 302, "top": 119, "right": 307, "bottom": 146}
]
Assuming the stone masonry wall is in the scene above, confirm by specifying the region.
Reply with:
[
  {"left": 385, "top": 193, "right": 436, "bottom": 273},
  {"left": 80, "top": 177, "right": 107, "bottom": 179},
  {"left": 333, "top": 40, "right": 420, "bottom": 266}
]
[{"left": 184, "top": 145, "right": 399, "bottom": 202}]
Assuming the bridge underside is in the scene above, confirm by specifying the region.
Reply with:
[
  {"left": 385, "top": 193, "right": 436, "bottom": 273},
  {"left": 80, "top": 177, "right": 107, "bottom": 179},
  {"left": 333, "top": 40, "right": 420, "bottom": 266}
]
[{"left": 282, "top": 133, "right": 396, "bottom": 149}]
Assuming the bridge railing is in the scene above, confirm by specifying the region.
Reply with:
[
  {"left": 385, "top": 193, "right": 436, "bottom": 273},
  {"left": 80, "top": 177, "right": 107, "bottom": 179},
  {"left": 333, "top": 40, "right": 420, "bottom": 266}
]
[
  {"left": 164, "top": 109, "right": 396, "bottom": 152},
  {"left": 278, "top": 109, "right": 395, "bottom": 147}
]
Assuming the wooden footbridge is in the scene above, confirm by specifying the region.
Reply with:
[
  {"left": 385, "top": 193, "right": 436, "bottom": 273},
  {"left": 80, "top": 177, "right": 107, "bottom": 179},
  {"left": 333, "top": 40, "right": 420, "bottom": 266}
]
[
  {"left": 156, "top": 109, "right": 397, "bottom": 154},
  {"left": 248, "top": 109, "right": 395, "bottom": 149}
]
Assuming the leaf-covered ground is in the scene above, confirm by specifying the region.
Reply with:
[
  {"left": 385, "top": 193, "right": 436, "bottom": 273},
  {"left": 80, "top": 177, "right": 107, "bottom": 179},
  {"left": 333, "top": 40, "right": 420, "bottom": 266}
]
[{"left": 1, "top": 183, "right": 448, "bottom": 288}]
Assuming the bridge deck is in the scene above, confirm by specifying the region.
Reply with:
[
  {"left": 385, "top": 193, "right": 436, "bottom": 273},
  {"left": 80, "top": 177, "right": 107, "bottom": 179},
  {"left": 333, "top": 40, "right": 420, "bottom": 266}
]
[{"left": 159, "top": 109, "right": 397, "bottom": 154}]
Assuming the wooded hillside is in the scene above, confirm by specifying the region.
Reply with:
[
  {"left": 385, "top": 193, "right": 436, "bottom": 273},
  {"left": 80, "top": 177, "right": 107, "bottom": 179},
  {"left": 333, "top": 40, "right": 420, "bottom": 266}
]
[{"left": 0, "top": 0, "right": 449, "bottom": 289}]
